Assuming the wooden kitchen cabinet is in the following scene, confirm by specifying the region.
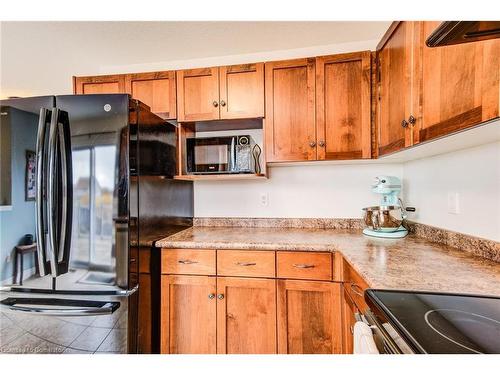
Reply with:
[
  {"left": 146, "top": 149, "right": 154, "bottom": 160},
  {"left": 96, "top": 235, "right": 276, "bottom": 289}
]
[
  {"left": 217, "top": 277, "right": 277, "bottom": 354},
  {"left": 377, "top": 21, "right": 416, "bottom": 156},
  {"left": 265, "top": 58, "right": 316, "bottom": 162},
  {"left": 219, "top": 63, "right": 265, "bottom": 119},
  {"left": 277, "top": 279, "right": 343, "bottom": 354},
  {"left": 73, "top": 74, "right": 126, "bottom": 94},
  {"left": 176, "top": 67, "right": 220, "bottom": 121},
  {"left": 176, "top": 64, "right": 264, "bottom": 122},
  {"left": 413, "top": 21, "right": 500, "bottom": 144},
  {"left": 316, "top": 51, "right": 372, "bottom": 160},
  {"left": 160, "top": 275, "right": 217, "bottom": 354},
  {"left": 342, "top": 286, "right": 358, "bottom": 354},
  {"left": 125, "top": 71, "right": 177, "bottom": 119}
]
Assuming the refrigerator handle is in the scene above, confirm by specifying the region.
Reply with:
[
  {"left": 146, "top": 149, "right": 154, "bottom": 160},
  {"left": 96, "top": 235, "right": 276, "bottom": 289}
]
[
  {"left": 35, "top": 108, "right": 51, "bottom": 277},
  {"left": 56, "top": 110, "right": 73, "bottom": 268},
  {"left": 47, "top": 109, "right": 60, "bottom": 277}
]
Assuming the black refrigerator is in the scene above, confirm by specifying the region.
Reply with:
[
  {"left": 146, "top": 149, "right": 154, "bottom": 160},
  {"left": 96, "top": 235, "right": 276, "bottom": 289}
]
[{"left": 0, "top": 94, "right": 193, "bottom": 354}]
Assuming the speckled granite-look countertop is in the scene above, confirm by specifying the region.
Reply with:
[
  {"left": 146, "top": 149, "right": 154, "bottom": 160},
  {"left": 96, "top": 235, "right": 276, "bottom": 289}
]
[{"left": 156, "top": 227, "right": 500, "bottom": 296}]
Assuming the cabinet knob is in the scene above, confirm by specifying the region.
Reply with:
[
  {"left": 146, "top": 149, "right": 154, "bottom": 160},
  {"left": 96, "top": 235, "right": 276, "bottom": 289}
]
[
  {"left": 213, "top": 101, "right": 219, "bottom": 107},
  {"left": 217, "top": 294, "right": 224, "bottom": 300},
  {"left": 408, "top": 115, "right": 416, "bottom": 125},
  {"left": 208, "top": 293, "right": 215, "bottom": 299},
  {"left": 309, "top": 141, "right": 317, "bottom": 148},
  {"left": 401, "top": 119, "right": 409, "bottom": 128},
  {"left": 220, "top": 100, "right": 226, "bottom": 107},
  {"left": 318, "top": 140, "right": 325, "bottom": 147}
]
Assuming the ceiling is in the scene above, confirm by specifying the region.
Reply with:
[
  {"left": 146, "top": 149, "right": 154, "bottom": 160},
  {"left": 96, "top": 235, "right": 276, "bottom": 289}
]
[{"left": 0, "top": 21, "right": 391, "bottom": 97}]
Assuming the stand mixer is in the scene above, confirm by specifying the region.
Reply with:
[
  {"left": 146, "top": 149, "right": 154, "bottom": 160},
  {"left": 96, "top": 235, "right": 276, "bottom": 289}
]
[{"left": 362, "top": 176, "right": 413, "bottom": 238}]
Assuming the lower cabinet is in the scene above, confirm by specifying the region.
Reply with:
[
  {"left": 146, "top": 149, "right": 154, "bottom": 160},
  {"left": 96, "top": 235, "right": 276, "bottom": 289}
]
[
  {"left": 217, "top": 277, "right": 277, "bottom": 354},
  {"left": 277, "top": 280, "right": 343, "bottom": 354},
  {"left": 161, "top": 275, "right": 217, "bottom": 354},
  {"left": 342, "top": 287, "right": 358, "bottom": 354}
]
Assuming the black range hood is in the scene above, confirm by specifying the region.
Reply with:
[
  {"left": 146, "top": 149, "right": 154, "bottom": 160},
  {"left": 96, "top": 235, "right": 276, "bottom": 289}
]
[{"left": 426, "top": 21, "right": 500, "bottom": 47}]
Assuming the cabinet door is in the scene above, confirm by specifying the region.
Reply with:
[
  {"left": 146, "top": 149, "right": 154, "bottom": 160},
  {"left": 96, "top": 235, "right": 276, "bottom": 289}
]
[
  {"left": 265, "top": 58, "right": 316, "bottom": 162},
  {"left": 160, "top": 275, "right": 216, "bottom": 354},
  {"left": 377, "top": 22, "right": 415, "bottom": 156},
  {"left": 277, "top": 280, "right": 342, "bottom": 354},
  {"left": 414, "top": 21, "right": 500, "bottom": 144},
  {"left": 216, "top": 277, "right": 277, "bottom": 354},
  {"left": 342, "top": 287, "right": 358, "bottom": 354},
  {"left": 73, "top": 74, "right": 126, "bottom": 94},
  {"left": 219, "top": 63, "right": 264, "bottom": 119},
  {"left": 125, "top": 71, "right": 177, "bottom": 119},
  {"left": 316, "top": 52, "right": 372, "bottom": 160},
  {"left": 176, "top": 67, "right": 220, "bottom": 121}
]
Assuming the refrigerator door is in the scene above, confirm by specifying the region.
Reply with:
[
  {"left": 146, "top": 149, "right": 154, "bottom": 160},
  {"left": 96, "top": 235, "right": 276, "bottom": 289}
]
[{"left": 0, "top": 95, "right": 137, "bottom": 353}]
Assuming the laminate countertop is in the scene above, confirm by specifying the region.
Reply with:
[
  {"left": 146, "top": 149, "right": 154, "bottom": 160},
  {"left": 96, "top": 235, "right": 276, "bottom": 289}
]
[{"left": 155, "top": 226, "right": 500, "bottom": 296}]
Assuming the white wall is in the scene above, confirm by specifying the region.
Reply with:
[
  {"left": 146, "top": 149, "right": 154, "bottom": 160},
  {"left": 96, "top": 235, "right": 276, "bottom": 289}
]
[
  {"left": 194, "top": 163, "right": 403, "bottom": 218},
  {"left": 402, "top": 142, "right": 500, "bottom": 241}
]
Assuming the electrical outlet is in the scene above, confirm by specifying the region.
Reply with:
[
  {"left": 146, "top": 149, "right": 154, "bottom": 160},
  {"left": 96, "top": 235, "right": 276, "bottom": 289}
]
[
  {"left": 260, "top": 193, "right": 269, "bottom": 207},
  {"left": 447, "top": 192, "right": 460, "bottom": 214}
]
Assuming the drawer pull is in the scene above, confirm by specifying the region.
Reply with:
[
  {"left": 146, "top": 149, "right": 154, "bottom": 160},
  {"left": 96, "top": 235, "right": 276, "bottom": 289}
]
[
  {"left": 235, "top": 262, "right": 257, "bottom": 267},
  {"left": 292, "top": 263, "right": 315, "bottom": 269},
  {"left": 350, "top": 283, "right": 364, "bottom": 297},
  {"left": 178, "top": 259, "right": 199, "bottom": 265}
]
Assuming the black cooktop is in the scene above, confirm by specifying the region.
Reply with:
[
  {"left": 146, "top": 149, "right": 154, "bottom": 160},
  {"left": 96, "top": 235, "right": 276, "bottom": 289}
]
[{"left": 365, "top": 290, "right": 500, "bottom": 354}]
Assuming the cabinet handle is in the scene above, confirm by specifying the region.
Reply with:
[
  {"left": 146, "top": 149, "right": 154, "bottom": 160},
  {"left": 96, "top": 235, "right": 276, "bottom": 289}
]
[
  {"left": 350, "top": 325, "right": 354, "bottom": 335},
  {"left": 408, "top": 115, "right": 416, "bottom": 125},
  {"left": 236, "top": 262, "right": 256, "bottom": 267},
  {"left": 293, "top": 263, "right": 315, "bottom": 269},
  {"left": 208, "top": 293, "right": 215, "bottom": 299},
  {"left": 401, "top": 119, "right": 409, "bottom": 128},
  {"left": 220, "top": 100, "right": 226, "bottom": 107},
  {"left": 318, "top": 140, "right": 325, "bottom": 147},
  {"left": 217, "top": 294, "right": 224, "bottom": 300},
  {"left": 309, "top": 141, "right": 316, "bottom": 148},
  {"left": 213, "top": 101, "right": 219, "bottom": 107},
  {"left": 350, "top": 283, "right": 364, "bottom": 297},
  {"left": 178, "top": 259, "right": 198, "bottom": 265}
]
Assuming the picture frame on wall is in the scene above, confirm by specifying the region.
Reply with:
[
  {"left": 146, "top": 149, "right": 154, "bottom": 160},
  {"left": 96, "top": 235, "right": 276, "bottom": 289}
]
[{"left": 25, "top": 150, "right": 36, "bottom": 201}]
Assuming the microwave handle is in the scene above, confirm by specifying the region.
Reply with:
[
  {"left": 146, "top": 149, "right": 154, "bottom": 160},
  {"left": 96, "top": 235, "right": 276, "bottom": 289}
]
[{"left": 230, "top": 136, "right": 236, "bottom": 172}]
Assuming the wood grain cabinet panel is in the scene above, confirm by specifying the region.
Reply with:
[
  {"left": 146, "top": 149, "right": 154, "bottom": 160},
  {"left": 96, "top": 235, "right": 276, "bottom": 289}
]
[
  {"left": 73, "top": 74, "right": 126, "bottom": 95},
  {"left": 342, "top": 286, "right": 358, "bottom": 354},
  {"left": 277, "top": 280, "right": 342, "bottom": 354},
  {"left": 161, "top": 275, "right": 217, "bottom": 354},
  {"left": 219, "top": 63, "right": 264, "bottom": 119},
  {"left": 414, "top": 21, "right": 500, "bottom": 144},
  {"left": 377, "top": 21, "right": 415, "bottom": 156},
  {"left": 216, "top": 277, "right": 277, "bottom": 354},
  {"left": 125, "top": 71, "right": 176, "bottom": 119},
  {"left": 176, "top": 67, "right": 220, "bottom": 121},
  {"left": 265, "top": 58, "right": 316, "bottom": 162},
  {"left": 316, "top": 52, "right": 372, "bottom": 160},
  {"left": 277, "top": 251, "right": 332, "bottom": 281},
  {"left": 217, "top": 250, "right": 275, "bottom": 278}
]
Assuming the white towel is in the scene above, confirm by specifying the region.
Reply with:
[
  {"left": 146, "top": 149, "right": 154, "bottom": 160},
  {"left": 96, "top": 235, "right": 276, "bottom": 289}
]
[{"left": 353, "top": 321, "right": 379, "bottom": 354}]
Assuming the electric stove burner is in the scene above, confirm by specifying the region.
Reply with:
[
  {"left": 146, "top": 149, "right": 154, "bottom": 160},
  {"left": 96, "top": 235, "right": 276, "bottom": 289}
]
[
  {"left": 365, "top": 290, "right": 500, "bottom": 354},
  {"left": 424, "top": 309, "right": 500, "bottom": 353}
]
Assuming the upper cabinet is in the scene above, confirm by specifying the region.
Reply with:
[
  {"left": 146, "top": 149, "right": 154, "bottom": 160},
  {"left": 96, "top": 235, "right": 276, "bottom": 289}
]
[
  {"left": 377, "top": 21, "right": 416, "bottom": 156},
  {"left": 414, "top": 21, "right": 500, "bottom": 144},
  {"left": 73, "top": 74, "right": 126, "bottom": 94},
  {"left": 125, "top": 71, "right": 177, "bottom": 119},
  {"left": 316, "top": 51, "right": 372, "bottom": 160},
  {"left": 176, "top": 63, "right": 265, "bottom": 122},
  {"left": 377, "top": 21, "right": 500, "bottom": 156},
  {"left": 265, "top": 58, "right": 317, "bottom": 162}
]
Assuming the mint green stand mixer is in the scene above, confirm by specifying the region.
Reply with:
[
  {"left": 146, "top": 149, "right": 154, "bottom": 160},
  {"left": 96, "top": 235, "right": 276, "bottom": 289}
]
[{"left": 362, "top": 176, "right": 414, "bottom": 238}]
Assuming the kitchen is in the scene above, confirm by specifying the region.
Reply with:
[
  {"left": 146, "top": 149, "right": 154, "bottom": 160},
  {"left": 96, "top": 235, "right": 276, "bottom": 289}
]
[{"left": 0, "top": 2, "right": 499, "bottom": 373}]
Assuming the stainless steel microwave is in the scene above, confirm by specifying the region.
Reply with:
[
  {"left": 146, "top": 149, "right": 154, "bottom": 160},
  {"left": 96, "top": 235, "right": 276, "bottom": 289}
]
[{"left": 186, "top": 135, "right": 256, "bottom": 174}]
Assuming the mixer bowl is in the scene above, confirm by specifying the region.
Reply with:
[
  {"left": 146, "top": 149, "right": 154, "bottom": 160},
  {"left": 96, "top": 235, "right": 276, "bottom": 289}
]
[{"left": 363, "top": 205, "right": 404, "bottom": 232}]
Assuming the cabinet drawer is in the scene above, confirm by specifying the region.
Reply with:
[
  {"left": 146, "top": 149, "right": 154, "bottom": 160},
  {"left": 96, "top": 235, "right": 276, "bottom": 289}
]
[
  {"left": 277, "top": 252, "right": 332, "bottom": 281},
  {"left": 162, "top": 249, "right": 216, "bottom": 275},
  {"left": 343, "top": 259, "right": 369, "bottom": 312},
  {"left": 217, "top": 250, "right": 275, "bottom": 278}
]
